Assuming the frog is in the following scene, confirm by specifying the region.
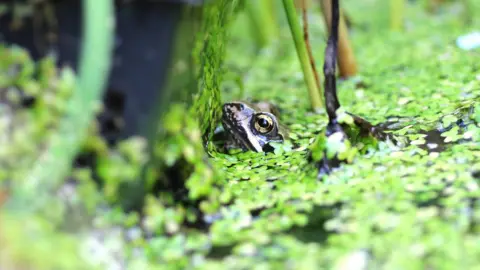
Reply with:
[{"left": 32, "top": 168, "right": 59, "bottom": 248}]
[{"left": 221, "top": 101, "right": 288, "bottom": 152}]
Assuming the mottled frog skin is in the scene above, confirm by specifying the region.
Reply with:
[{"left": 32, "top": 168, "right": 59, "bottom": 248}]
[{"left": 221, "top": 101, "right": 288, "bottom": 152}]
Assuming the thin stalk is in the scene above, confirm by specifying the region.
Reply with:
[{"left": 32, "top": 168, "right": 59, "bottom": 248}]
[
  {"left": 319, "top": 0, "right": 357, "bottom": 78},
  {"left": 245, "top": 0, "right": 279, "bottom": 48},
  {"left": 390, "top": 0, "right": 404, "bottom": 31},
  {"left": 294, "top": 0, "right": 309, "bottom": 9},
  {"left": 282, "top": 0, "right": 323, "bottom": 110},
  {"left": 16, "top": 0, "right": 115, "bottom": 209},
  {"left": 302, "top": 0, "right": 322, "bottom": 95}
]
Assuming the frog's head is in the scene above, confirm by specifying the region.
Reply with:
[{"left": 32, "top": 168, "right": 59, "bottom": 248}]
[{"left": 221, "top": 101, "right": 285, "bottom": 152}]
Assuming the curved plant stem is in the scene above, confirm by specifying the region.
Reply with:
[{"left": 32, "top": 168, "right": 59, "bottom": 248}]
[
  {"left": 282, "top": 0, "right": 323, "bottom": 110},
  {"left": 319, "top": 0, "right": 357, "bottom": 78},
  {"left": 17, "top": 0, "right": 115, "bottom": 208},
  {"left": 301, "top": 0, "right": 322, "bottom": 95}
]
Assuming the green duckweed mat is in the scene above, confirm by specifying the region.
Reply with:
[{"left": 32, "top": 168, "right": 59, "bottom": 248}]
[
  {"left": 206, "top": 0, "right": 480, "bottom": 269},
  {"left": 1, "top": 0, "right": 480, "bottom": 269}
]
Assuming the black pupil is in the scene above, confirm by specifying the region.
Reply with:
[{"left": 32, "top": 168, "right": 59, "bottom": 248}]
[{"left": 258, "top": 118, "right": 270, "bottom": 128}]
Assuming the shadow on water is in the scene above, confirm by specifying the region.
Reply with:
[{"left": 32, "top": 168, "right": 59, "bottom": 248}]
[
  {"left": 418, "top": 129, "right": 447, "bottom": 153},
  {"left": 204, "top": 203, "right": 338, "bottom": 259},
  {"left": 375, "top": 103, "right": 477, "bottom": 154},
  {"left": 287, "top": 204, "right": 339, "bottom": 244}
]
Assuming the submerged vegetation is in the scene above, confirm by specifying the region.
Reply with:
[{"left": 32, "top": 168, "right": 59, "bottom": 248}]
[{"left": 1, "top": 0, "right": 480, "bottom": 269}]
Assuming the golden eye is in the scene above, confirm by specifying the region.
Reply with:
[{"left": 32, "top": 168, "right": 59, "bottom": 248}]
[{"left": 254, "top": 114, "right": 274, "bottom": 134}]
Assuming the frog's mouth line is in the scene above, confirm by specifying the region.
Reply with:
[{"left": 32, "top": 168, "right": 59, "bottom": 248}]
[{"left": 222, "top": 118, "right": 263, "bottom": 152}]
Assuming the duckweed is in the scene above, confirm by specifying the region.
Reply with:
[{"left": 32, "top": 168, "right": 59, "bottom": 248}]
[{"left": 1, "top": 0, "right": 480, "bottom": 269}]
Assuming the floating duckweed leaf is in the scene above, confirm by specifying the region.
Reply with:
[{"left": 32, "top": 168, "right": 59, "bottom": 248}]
[
  {"left": 442, "top": 114, "right": 458, "bottom": 127},
  {"left": 336, "top": 108, "right": 355, "bottom": 126},
  {"left": 309, "top": 134, "right": 327, "bottom": 162},
  {"left": 441, "top": 126, "right": 462, "bottom": 143}
]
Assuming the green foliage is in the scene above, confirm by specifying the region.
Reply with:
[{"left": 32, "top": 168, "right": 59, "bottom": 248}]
[
  {"left": 97, "top": 137, "right": 149, "bottom": 203},
  {"left": 193, "top": 0, "right": 239, "bottom": 142},
  {"left": 152, "top": 104, "right": 224, "bottom": 207},
  {"left": 1, "top": 0, "right": 480, "bottom": 269},
  {"left": 0, "top": 45, "right": 74, "bottom": 182},
  {"left": 0, "top": 212, "right": 94, "bottom": 270},
  {"left": 309, "top": 107, "right": 380, "bottom": 166}
]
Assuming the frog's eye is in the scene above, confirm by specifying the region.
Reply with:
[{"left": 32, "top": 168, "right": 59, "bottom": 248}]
[{"left": 254, "top": 114, "right": 275, "bottom": 134}]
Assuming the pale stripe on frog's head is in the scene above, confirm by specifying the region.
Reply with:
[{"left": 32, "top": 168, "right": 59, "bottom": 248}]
[
  {"left": 222, "top": 101, "right": 285, "bottom": 152},
  {"left": 222, "top": 102, "right": 263, "bottom": 152}
]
